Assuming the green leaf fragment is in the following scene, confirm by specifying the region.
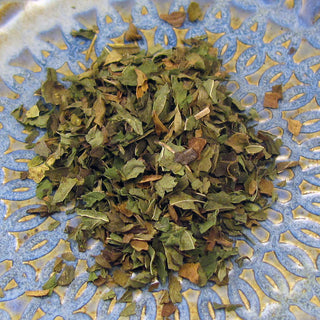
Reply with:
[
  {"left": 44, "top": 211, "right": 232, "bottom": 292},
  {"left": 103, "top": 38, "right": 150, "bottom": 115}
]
[
  {"left": 76, "top": 209, "right": 109, "bottom": 223},
  {"left": 121, "top": 158, "right": 146, "bottom": 180},
  {"left": 102, "top": 289, "right": 116, "bottom": 300},
  {"left": 187, "top": 2, "right": 202, "bottom": 22},
  {"left": 203, "top": 79, "right": 217, "bottom": 103},
  {"left": 114, "top": 103, "right": 144, "bottom": 135},
  {"left": 126, "top": 271, "right": 153, "bottom": 289},
  {"left": 169, "top": 192, "right": 202, "bottom": 211},
  {"left": 81, "top": 191, "right": 106, "bottom": 207},
  {"left": 164, "top": 246, "right": 183, "bottom": 271},
  {"left": 155, "top": 174, "right": 177, "bottom": 197},
  {"left": 85, "top": 126, "right": 104, "bottom": 148},
  {"left": 48, "top": 220, "right": 61, "bottom": 231},
  {"left": 153, "top": 83, "right": 170, "bottom": 115},
  {"left": 88, "top": 272, "right": 98, "bottom": 282},
  {"left": 120, "top": 302, "right": 137, "bottom": 317},
  {"left": 42, "top": 273, "right": 57, "bottom": 296},
  {"left": 212, "top": 302, "right": 243, "bottom": 311},
  {"left": 52, "top": 177, "right": 77, "bottom": 204},
  {"left": 169, "top": 274, "right": 182, "bottom": 303},
  {"left": 26, "top": 105, "right": 40, "bottom": 118},
  {"left": 57, "top": 265, "right": 75, "bottom": 286}
]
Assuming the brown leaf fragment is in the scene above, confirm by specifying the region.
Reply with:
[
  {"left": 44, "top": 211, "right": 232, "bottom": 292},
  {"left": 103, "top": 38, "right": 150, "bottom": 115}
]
[
  {"left": 248, "top": 179, "right": 257, "bottom": 195},
  {"left": 288, "top": 47, "right": 297, "bottom": 55},
  {"left": 25, "top": 289, "right": 50, "bottom": 297},
  {"left": 148, "top": 282, "right": 160, "bottom": 292},
  {"left": 263, "top": 92, "right": 281, "bottom": 109},
  {"left": 168, "top": 205, "right": 178, "bottom": 223},
  {"left": 95, "top": 254, "right": 112, "bottom": 269},
  {"left": 93, "top": 95, "right": 106, "bottom": 127},
  {"left": 124, "top": 23, "right": 142, "bottom": 42},
  {"left": 61, "top": 252, "right": 76, "bottom": 261},
  {"left": 225, "top": 133, "right": 249, "bottom": 153},
  {"left": 161, "top": 302, "right": 177, "bottom": 317},
  {"left": 245, "top": 219, "right": 260, "bottom": 228},
  {"left": 188, "top": 137, "right": 207, "bottom": 158},
  {"left": 93, "top": 275, "right": 108, "bottom": 286},
  {"left": 179, "top": 262, "right": 200, "bottom": 284},
  {"left": 160, "top": 11, "right": 186, "bottom": 28},
  {"left": 174, "top": 148, "right": 198, "bottom": 165},
  {"left": 122, "top": 233, "right": 135, "bottom": 244},
  {"left": 213, "top": 302, "right": 243, "bottom": 311},
  {"left": 135, "top": 68, "right": 148, "bottom": 99},
  {"left": 20, "top": 171, "right": 29, "bottom": 180},
  {"left": 276, "top": 161, "right": 299, "bottom": 173},
  {"left": 272, "top": 84, "right": 283, "bottom": 99},
  {"left": 259, "top": 178, "right": 274, "bottom": 196},
  {"left": 102, "top": 246, "right": 123, "bottom": 263},
  {"left": 115, "top": 202, "right": 134, "bottom": 217},
  {"left": 139, "top": 175, "right": 163, "bottom": 183},
  {"left": 53, "top": 257, "right": 64, "bottom": 273},
  {"left": 103, "top": 93, "right": 121, "bottom": 103},
  {"left": 122, "top": 256, "right": 133, "bottom": 271},
  {"left": 206, "top": 228, "right": 233, "bottom": 251},
  {"left": 57, "top": 265, "right": 75, "bottom": 286},
  {"left": 26, "top": 205, "right": 49, "bottom": 215},
  {"left": 113, "top": 269, "right": 130, "bottom": 287},
  {"left": 152, "top": 110, "right": 169, "bottom": 136},
  {"left": 130, "top": 240, "right": 149, "bottom": 251},
  {"left": 288, "top": 118, "right": 302, "bottom": 136}
]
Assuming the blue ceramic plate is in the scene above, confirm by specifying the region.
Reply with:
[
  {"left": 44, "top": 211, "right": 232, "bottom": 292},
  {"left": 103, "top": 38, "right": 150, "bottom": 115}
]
[{"left": 1, "top": 0, "right": 320, "bottom": 319}]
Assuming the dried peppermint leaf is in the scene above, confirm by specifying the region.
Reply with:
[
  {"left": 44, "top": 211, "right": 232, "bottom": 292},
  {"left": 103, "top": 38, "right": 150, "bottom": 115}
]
[
  {"left": 48, "top": 220, "right": 60, "bottom": 231},
  {"left": 12, "top": 35, "right": 288, "bottom": 304},
  {"left": 179, "top": 262, "right": 200, "bottom": 284},
  {"left": 42, "top": 273, "right": 57, "bottom": 295},
  {"left": 57, "top": 265, "right": 75, "bottom": 286},
  {"left": 52, "top": 177, "right": 77, "bottom": 204},
  {"left": 169, "top": 274, "right": 182, "bottom": 303},
  {"left": 187, "top": 2, "right": 202, "bottom": 22},
  {"left": 124, "top": 23, "right": 142, "bottom": 42},
  {"left": 213, "top": 302, "right": 243, "bottom": 311},
  {"left": 160, "top": 11, "right": 186, "bottom": 28},
  {"left": 155, "top": 174, "right": 177, "bottom": 197},
  {"left": 120, "top": 302, "right": 137, "bottom": 317},
  {"left": 161, "top": 302, "right": 177, "bottom": 317},
  {"left": 71, "top": 27, "right": 97, "bottom": 40},
  {"left": 102, "top": 290, "right": 116, "bottom": 300},
  {"left": 121, "top": 158, "right": 146, "bottom": 180},
  {"left": 61, "top": 252, "right": 76, "bottom": 261}
]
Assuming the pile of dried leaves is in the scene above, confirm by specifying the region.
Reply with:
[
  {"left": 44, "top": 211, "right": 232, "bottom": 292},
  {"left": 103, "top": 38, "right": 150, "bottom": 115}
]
[{"left": 12, "top": 33, "right": 297, "bottom": 316}]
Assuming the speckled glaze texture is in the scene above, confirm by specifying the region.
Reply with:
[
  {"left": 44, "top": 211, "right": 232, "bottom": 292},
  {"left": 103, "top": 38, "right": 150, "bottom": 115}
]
[{"left": 0, "top": 0, "right": 320, "bottom": 319}]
